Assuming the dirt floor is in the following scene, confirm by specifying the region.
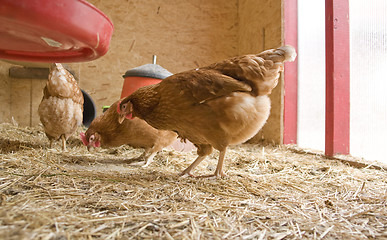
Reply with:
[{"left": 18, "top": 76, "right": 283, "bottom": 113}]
[{"left": 0, "top": 123, "right": 386, "bottom": 240}]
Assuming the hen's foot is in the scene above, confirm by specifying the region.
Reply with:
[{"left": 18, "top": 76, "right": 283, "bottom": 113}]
[
  {"left": 179, "top": 169, "right": 197, "bottom": 178},
  {"left": 179, "top": 170, "right": 226, "bottom": 178},
  {"left": 196, "top": 171, "right": 226, "bottom": 178},
  {"left": 129, "top": 161, "right": 152, "bottom": 168}
]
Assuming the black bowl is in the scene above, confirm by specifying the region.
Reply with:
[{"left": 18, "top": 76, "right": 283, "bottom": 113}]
[{"left": 81, "top": 89, "right": 96, "bottom": 127}]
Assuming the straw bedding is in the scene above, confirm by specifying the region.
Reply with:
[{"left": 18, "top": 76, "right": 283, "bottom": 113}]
[{"left": 0, "top": 123, "right": 386, "bottom": 240}]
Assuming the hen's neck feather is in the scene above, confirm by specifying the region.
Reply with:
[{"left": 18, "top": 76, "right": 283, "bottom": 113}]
[
  {"left": 129, "top": 84, "right": 160, "bottom": 118},
  {"left": 87, "top": 102, "right": 120, "bottom": 136}
]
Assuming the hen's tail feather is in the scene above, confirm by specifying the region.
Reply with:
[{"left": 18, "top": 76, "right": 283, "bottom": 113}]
[{"left": 277, "top": 45, "right": 297, "bottom": 62}]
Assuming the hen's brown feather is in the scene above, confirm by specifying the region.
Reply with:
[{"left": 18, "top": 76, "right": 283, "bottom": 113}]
[{"left": 166, "top": 69, "right": 252, "bottom": 103}]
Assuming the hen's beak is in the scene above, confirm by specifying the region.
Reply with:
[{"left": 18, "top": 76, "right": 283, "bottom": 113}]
[
  {"left": 87, "top": 145, "right": 91, "bottom": 151},
  {"left": 117, "top": 101, "right": 125, "bottom": 124},
  {"left": 118, "top": 114, "right": 126, "bottom": 124}
]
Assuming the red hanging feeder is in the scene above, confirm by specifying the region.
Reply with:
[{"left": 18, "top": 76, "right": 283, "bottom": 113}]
[{"left": 0, "top": 0, "right": 113, "bottom": 62}]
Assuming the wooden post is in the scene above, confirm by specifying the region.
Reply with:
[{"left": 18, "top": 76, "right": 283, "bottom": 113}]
[
  {"left": 325, "top": 0, "right": 350, "bottom": 156},
  {"left": 283, "top": 0, "right": 298, "bottom": 144}
]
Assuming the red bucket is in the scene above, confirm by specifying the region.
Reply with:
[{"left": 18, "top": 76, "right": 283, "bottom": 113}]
[
  {"left": 120, "top": 61, "right": 172, "bottom": 98},
  {"left": 121, "top": 76, "right": 162, "bottom": 98}
]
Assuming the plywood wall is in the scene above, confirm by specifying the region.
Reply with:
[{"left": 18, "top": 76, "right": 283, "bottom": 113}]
[
  {"left": 238, "top": 0, "right": 283, "bottom": 144},
  {"left": 0, "top": 63, "right": 11, "bottom": 123},
  {"left": 72, "top": 0, "right": 240, "bottom": 113},
  {"left": 0, "top": 0, "right": 285, "bottom": 144}
]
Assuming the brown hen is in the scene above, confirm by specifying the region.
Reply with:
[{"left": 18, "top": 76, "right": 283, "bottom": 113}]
[
  {"left": 38, "top": 63, "right": 84, "bottom": 151},
  {"left": 118, "top": 46, "right": 297, "bottom": 177},
  {"left": 81, "top": 100, "right": 177, "bottom": 167}
]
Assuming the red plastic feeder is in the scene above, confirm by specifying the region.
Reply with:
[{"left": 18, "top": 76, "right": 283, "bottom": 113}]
[
  {"left": 121, "top": 76, "right": 163, "bottom": 98},
  {"left": 121, "top": 56, "right": 172, "bottom": 98},
  {"left": 0, "top": 0, "right": 113, "bottom": 62}
]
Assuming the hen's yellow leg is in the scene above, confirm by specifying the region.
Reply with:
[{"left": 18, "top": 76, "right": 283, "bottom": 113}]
[
  {"left": 181, "top": 149, "right": 227, "bottom": 178},
  {"left": 129, "top": 150, "right": 157, "bottom": 168},
  {"left": 213, "top": 149, "right": 226, "bottom": 177},
  {"left": 180, "top": 155, "right": 207, "bottom": 177},
  {"left": 197, "top": 149, "right": 227, "bottom": 178},
  {"left": 61, "top": 135, "right": 66, "bottom": 151}
]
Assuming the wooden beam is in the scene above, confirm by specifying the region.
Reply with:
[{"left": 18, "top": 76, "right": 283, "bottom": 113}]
[
  {"left": 9, "top": 65, "right": 76, "bottom": 79},
  {"left": 9, "top": 67, "right": 49, "bottom": 79},
  {"left": 325, "top": 0, "right": 350, "bottom": 156},
  {"left": 283, "top": 0, "right": 298, "bottom": 144}
]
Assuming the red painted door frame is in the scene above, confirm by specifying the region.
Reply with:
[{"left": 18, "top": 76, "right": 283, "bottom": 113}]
[
  {"left": 283, "top": 0, "right": 350, "bottom": 155},
  {"left": 283, "top": 0, "right": 298, "bottom": 144},
  {"left": 325, "top": 0, "right": 350, "bottom": 156}
]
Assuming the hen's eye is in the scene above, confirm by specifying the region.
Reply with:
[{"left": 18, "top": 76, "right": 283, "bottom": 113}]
[
  {"left": 122, "top": 105, "right": 126, "bottom": 110},
  {"left": 90, "top": 136, "right": 94, "bottom": 141}
]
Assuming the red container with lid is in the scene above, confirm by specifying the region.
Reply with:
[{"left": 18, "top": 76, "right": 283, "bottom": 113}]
[{"left": 120, "top": 56, "right": 172, "bottom": 98}]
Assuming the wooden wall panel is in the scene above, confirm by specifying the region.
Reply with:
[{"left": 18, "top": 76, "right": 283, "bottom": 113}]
[
  {"left": 10, "top": 79, "right": 31, "bottom": 126},
  {"left": 0, "top": 0, "right": 239, "bottom": 125},
  {"left": 68, "top": 0, "right": 239, "bottom": 115},
  {"left": 0, "top": 0, "right": 285, "bottom": 145},
  {"left": 31, "top": 80, "right": 47, "bottom": 126},
  {"left": 238, "top": 0, "right": 283, "bottom": 144},
  {"left": 0, "top": 63, "right": 11, "bottom": 123}
]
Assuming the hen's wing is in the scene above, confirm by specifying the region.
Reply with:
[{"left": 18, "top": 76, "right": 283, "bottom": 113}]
[{"left": 163, "top": 69, "right": 252, "bottom": 104}]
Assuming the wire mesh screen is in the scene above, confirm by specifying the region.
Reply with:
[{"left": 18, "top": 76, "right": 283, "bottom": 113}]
[{"left": 350, "top": 0, "right": 387, "bottom": 163}]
